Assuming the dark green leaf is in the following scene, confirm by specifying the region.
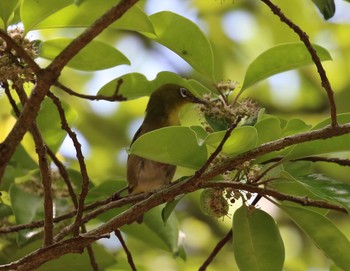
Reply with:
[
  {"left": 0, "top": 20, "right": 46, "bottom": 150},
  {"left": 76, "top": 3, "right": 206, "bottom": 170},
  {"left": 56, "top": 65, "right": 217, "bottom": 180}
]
[
  {"left": 281, "top": 205, "right": 350, "bottom": 271},
  {"left": 233, "top": 205, "right": 285, "bottom": 271},
  {"left": 242, "top": 43, "right": 332, "bottom": 90},
  {"left": 130, "top": 126, "right": 207, "bottom": 169},
  {"left": 39, "top": 38, "right": 130, "bottom": 71},
  {"left": 162, "top": 196, "right": 184, "bottom": 223},
  {"left": 148, "top": 11, "right": 214, "bottom": 78},
  {"left": 311, "top": 0, "right": 336, "bottom": 20},
  {"left": 98, "top": 71, "right": 211, "bottom": 100},
  {"left": 295, "top": 174, "right": 350, "bottom": 213}
]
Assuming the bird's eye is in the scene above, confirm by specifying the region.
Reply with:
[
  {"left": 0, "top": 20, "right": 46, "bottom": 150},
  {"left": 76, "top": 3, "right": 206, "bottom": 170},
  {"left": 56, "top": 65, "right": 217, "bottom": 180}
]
[{"left": 180, "top": 88, "right": 188, "bottom": 98}]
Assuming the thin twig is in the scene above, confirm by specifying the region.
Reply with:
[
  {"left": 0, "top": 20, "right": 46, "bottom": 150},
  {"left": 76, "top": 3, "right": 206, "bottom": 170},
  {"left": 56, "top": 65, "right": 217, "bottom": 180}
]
[
  {"left": 47, "top": 92, "right": 90, "bottom": 237},
  {"left": 260, "top": 0, "right": 337, "bottom": 126},
  {"left": 55, "top": 80, "right": 126, "bottom": 102},
  {"left": 115, "top": 230, "right": 137, "bottom": 271},
  {"left": 263, "top": 155, "right": 350, "bottom": 167},
  {"left": 198, "top": 230, "right": 232, "bottom": 271},
  {"left": 6, "top": 83, "right": 54, "bottom": 246},
  {"left": 194, "top": 117, "right": 242, "bottom": 179}
]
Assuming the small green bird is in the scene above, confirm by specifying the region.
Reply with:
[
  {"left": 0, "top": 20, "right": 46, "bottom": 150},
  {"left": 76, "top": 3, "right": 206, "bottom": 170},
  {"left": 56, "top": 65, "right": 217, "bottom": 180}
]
[{"left": 127, "top": 84, "right": 205, "bottom": 196}]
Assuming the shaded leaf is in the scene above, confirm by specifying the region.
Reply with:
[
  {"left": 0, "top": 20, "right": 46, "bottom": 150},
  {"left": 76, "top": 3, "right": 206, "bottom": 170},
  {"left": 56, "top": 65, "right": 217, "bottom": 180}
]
[
  {"left": 233, "top": 205, "right": 285, "bottom": 271},
  {"left": 10, "top": 184, "right": 43, "bottom": 224},
  {"left": 286, "top": 113, "right": 350, "bottom": 160},
  {"left": 121, "top": 205, "right": 184, "bottom": 258},
  {"left": 130, "top": 126, "right": 207, "bottom": 169},
  {"left": 37, "top": 98, "right": 76, "bottom": 153},
  {"left": 295, "top": 174, "right": 350, "bottom": 214},
  {"left": 162, "top": 196, "right": 184, "bottom": 223},
  {"left": 281, "top": 205, "right": 350, "bottom": 271},
  {"left": 148, "top": 11, "right": 214, "bottom": 78},
  {"left": 255, "top": 117, "right": 282, "bottom": 145},
  {"left": 98, "top": 71, "right": 211, "bottom": 100},
  {"left": 39, "top": 38, "right": 130, "bottom": 71},
  {"left": 312, "top": 0, "right": 336, "bottom": 20},
  {"left": 242, "top": 43, "right": 332, "bottom": 90}
]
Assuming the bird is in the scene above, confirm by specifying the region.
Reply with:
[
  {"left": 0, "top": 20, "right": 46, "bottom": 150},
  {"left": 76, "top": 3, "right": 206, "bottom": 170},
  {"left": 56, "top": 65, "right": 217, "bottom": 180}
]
[{"left": 126, "top": 84, "right": 205, "bottom": 197}]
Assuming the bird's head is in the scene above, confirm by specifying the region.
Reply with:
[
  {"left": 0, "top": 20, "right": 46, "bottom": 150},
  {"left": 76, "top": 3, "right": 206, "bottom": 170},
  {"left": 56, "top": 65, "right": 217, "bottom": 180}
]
[{"left": 144, "top": 84, "right": 205, "bottom": 126}]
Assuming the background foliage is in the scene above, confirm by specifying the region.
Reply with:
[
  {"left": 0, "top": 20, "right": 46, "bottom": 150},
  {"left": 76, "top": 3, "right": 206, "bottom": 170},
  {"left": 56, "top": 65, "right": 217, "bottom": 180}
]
[{"left": 1, "top": 0, "right": 350, "bottom": 270}]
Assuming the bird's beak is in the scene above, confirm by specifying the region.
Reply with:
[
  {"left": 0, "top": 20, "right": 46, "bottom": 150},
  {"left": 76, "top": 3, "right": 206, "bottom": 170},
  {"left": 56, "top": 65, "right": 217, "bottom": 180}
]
[{"left": 188, "top": 93, "right": 208, "bottom": 105}]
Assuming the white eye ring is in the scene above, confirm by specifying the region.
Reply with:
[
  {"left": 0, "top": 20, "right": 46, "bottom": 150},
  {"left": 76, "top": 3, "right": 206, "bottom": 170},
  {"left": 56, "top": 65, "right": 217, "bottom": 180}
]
[{"left": 180, "top": 88, "right": 188, "bottom": 98}]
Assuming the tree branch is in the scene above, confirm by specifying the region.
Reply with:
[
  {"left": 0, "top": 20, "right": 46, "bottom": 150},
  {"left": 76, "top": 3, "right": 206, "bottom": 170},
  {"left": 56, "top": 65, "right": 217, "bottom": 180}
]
[
  {"left": 260, "top": 0, "right": 337, "bottom": 126},
  {"left": 198, "top": 230, "right": 232, "bottom": 271},
  {"left": 47, "top": 92, "right": 90, "bottom": 237},
  {"left": 115, "top": 230, "right": 137, "bottom": 271}
]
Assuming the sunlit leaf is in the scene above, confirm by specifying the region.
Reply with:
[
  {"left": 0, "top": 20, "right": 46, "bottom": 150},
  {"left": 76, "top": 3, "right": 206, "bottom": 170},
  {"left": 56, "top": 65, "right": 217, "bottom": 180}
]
[
  {"left": 130, "top": 126, "right": 207, "bottom": 169},
  {"left": 148, "top": 11, "right": 214, "bottom": 78},
  {"left": 39, "top": 38, "right": 130, "bottom": 71},
  {"left": 311, "top": 0, "right": 336, "bottom": 20},
  {"left": 0, "top": 0, "right": 20, "bottom": 28},
  {"left": 233, "top": 205, "right": 285, "bottom": 271},
  {"left": 205, "top": 126, "right": 258, "bottom": 155},
  {"left": 21, "top": 0, "right": 71, "bottom": 32},
  {"left": 31, "top": 0, "right": 154, "bottom": 34},
  {"left": 242, "top": 43, "right": 332, "bottom": 90},
  {"left": 281, "top": 205, "right": 350, "bottom": 270},
  {"left": 295, "top": 174, "right": 350, "bottom": 214}
]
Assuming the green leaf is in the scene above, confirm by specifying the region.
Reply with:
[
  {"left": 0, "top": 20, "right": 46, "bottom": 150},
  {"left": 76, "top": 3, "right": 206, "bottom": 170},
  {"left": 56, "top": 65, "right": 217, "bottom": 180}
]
[
  {"left": 286, "top": 113, "right": 350, "bottom": 160},
  {"left": 205, "top": 126, "right": 258, "bottom": 156},
  {"left": 280, "top": 205, "right": 350, "bottom": 271},
  {"left": 295, "top": 174, "right": 350, "bottom": 214},
  {"left": 21, "top": 0, "right": 71, "bottom": 32},
  {"left": 311, "top": 0, "right": 336, "bottom": 20},
  {"left": 37, "top": 98, "right": 76, "bottom": 153},
  {"left": 130, "top": 126, "right": 207, "bottom": 169},
  {"left": 162, "top": 196, "right": 184, "bottom": 223},
  {"left": 10, "top": 184, "right": 43, "bottom": 224},
  {"left": 121, "top": 205, "right": 184, "bottom": 258},
  {"left": 242, "top": 43, "right": 332, "bottom": 90},
  {"left": 30, "top": 0, "right": 154, "bottom": 34},
  {"left": 272, "top": 171, "right": 328, "bottom": 215},
  {"left": 98, "top": 71, "right": 211, "bottom": 100},
  {"left": 0, "top": 0, "right": 20, "bottom": 28},
  {"left": 39, "top": 38, "right": 130, "bottom": 71},
  {"left": 255, "top": 117, "right": 282, "bottom": 145},
  {"left": 148, "top": 11, "right": 214, "bottom": 78},
  {"left": 233, "top": 205, "right": 285, "bottom": 271}
]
